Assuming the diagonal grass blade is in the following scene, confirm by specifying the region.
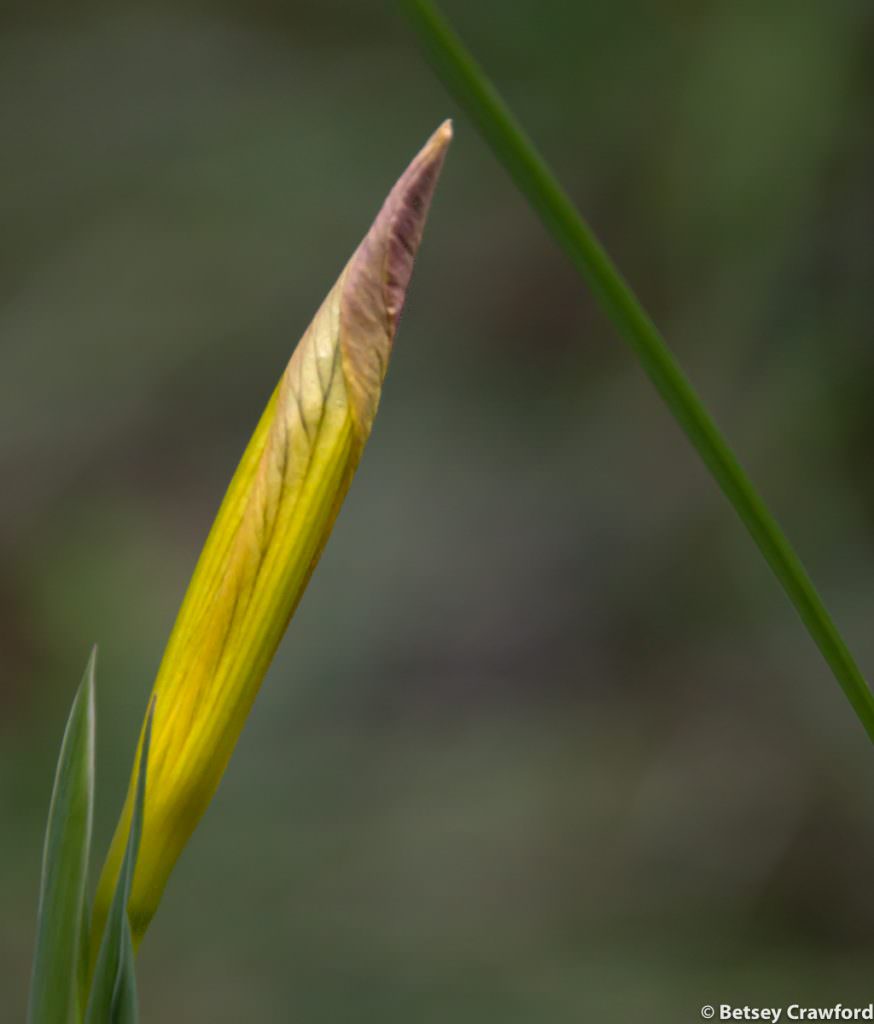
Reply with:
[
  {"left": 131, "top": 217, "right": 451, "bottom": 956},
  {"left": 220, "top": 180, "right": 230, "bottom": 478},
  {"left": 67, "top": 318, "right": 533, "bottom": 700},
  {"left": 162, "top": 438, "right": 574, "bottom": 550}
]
[{"left": 401, "top": 0, "right": 874, "bottom": 741}]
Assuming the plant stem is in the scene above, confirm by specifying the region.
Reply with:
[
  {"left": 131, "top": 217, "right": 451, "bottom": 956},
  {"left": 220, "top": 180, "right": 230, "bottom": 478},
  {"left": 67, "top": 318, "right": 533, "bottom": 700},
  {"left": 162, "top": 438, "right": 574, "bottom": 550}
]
[{"left": 401, "top": 0, "right": 874, "bottom": 741}]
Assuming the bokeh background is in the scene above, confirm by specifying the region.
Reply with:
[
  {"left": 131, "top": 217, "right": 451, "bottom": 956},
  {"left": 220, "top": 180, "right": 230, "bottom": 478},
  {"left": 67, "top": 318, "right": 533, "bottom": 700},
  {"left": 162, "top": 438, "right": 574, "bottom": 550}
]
[{"left": 3, "top": 1, "right": 874, "bottom": 1019}]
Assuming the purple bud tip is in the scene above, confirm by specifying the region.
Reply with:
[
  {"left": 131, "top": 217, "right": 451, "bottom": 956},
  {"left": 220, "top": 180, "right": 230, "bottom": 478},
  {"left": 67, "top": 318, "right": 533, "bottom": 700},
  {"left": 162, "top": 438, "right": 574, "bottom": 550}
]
[{"left": 340, "top": 121, "right": 453, "bottom": 436}]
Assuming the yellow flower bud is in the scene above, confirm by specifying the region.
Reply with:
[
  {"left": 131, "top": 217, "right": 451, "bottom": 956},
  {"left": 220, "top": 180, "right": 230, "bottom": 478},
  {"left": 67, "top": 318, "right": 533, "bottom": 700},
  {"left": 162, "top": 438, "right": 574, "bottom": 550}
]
[{"left": 92, "top": 121, "right": 452, "bottom": 951}]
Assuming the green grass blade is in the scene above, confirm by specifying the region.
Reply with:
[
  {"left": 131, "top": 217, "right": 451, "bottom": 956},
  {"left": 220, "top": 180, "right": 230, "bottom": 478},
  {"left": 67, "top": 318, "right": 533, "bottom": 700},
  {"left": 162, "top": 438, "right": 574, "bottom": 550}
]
[
  {"left": 401, "top": 0, "right": 874, "bottom": 741},
  {"left": 84, "top": 700, "right": 153, "bottom": 1024},
  {"left": 77, "top": 893, "right": 91, "bottom": 1021},
  {"left": 27, "top": 648, "right": 97, "bottom": 1024}
]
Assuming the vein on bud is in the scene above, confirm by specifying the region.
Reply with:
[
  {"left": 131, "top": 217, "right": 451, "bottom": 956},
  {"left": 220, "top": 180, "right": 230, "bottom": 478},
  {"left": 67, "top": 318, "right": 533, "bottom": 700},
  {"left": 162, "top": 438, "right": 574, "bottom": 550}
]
[{"left": 91, "top": 121, "right": 452, "bottom": 953}]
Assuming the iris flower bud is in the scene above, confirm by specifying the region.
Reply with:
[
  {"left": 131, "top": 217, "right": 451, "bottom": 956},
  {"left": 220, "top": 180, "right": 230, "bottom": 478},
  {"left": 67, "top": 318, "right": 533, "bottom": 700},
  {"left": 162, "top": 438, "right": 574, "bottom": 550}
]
[{"left": 92, "top": 121, "right": 452, "bottom": 950}]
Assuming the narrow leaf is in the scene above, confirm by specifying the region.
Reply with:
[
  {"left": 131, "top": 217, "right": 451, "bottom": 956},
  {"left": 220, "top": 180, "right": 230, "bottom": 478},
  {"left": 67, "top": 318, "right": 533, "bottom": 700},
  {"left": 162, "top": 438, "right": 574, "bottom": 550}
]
[
  {"left": 77, "top": 895, "right": 91, "bottom": 1020},
  {"left": 84, "top": 700, "right": 153, "bottom": 1024},
  {"left": 27, "top": 648, "right": 97, "bottom": 1024},
  {"left": 401, "top": 0, "right": 874, "bottom": 740}
]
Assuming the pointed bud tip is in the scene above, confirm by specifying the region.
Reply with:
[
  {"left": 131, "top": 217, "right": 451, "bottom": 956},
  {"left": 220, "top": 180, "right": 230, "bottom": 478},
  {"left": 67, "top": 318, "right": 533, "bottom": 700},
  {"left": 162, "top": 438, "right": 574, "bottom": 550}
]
[
  {"left": 376, "top": 118, "right": 453, "bottom": 324},
  {"left": 428, "top": 118, "right": 454, "bottom": 152},
  {"left": 339, "top": 122, "right": 452, "bottom": 437}
]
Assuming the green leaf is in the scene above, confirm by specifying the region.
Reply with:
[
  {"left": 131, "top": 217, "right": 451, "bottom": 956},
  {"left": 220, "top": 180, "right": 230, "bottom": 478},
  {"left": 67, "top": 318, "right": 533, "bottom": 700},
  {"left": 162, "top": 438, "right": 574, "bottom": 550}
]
[
  {"left": 84, "top": 699, "right": 154, "bottom": 1024},
  {"left": 77, "top": 895, "right": 91, "bottom": 1020},
  {"left": 27, "top": 647, "right": 97, "bottom": 1024},
  {"left": 401, "top": 0, "right": 874, "bottom": 741}
]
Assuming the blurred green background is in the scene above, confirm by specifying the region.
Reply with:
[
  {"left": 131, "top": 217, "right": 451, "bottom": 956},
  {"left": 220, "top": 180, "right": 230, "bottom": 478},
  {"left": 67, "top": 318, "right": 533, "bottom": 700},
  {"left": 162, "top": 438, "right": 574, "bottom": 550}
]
[{"left": 3, "top": 1, "right": 873, "bottom": 1019}]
